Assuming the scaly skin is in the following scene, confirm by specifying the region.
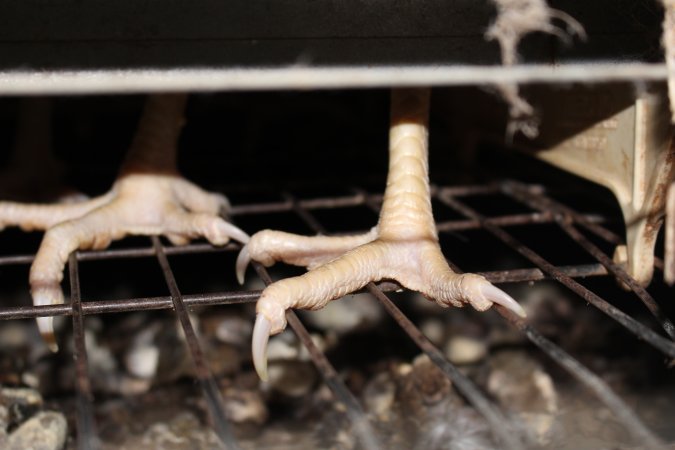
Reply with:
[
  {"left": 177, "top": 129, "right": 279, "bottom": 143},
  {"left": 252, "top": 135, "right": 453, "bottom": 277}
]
[
  {"left": 0, "top": 94, "right": 248, "bottom": 350},
  {"left": 238, "top": 89, "right": 526, "bottom": 380}
]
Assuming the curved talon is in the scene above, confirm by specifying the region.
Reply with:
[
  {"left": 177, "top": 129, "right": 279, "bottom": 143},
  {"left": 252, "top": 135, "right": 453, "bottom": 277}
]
[
  {"left": 218, "top": 220, "right": 250, "bottom": 246},
  {"left": 236, "top": 244, "right": 251, "bottom": 285},
  {"left": 37, "top": 317, "right": 58, "bottom": 352},
  {"left": 252, "top": 314, "right": 272, "bottom": 381},
  {"left": 479, "top": 282, "right": 526, "bottom": 318},
  {"left": 32, "top": 286, "right": 63, "bottom": 352}
]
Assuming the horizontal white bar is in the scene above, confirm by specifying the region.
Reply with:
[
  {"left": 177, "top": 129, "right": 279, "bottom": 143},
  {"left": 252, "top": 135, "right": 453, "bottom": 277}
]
[{"left": 0, "top": 63, "right": 667, "bottom": 95}]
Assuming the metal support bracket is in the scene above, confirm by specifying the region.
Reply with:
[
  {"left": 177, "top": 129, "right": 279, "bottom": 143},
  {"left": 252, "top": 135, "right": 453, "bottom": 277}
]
[{"left": 530, "top": 84, "right": 674, "bottom": 286}]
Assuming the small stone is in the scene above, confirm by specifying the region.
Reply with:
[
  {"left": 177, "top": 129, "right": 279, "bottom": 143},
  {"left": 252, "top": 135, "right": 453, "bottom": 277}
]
[
  {"left": 139, "top": 412, "right": 220, "bottom": 449},
  {"left": 214, "top": 316, "right": 252, "bottom": 347},
  {"left": 487, "top": 351, "right": 559, "bottom": 444},
  {"left": 124, "top": 326, "right": 160, "bottom": 379},
  {"left": 20, "top": 373, "right": 39, "bottom": 390},
  {"left": 444, "top": 336, "right": 487, "bottom": 365},
  {"left": 142, "top": 423, "right": 187, "bottom": 447},
  {"left": 362, "top": 372, "right": 396, "bottom": 419},
  {"left": 401, "top": 355, "right": 453, "bottom": 408},
  {"left": 1, "top": 387, "right": 43, "bottom": 427},
  {"left": 116, "top": 377, "right": 153, "bottom": 396},
  {"left": 0, "top": 323, "right": 30, "bottom": 351},
  {"left": 300, "top": 293, "right": 382, "bottom": 334},
  {"left": 267, "top": 330, "right": 329, "bottom": 363},
  {"left": 396, "top": 363, "right": 412, "bottom": 377},
  {"left": 0, "top": 387, "right": 43, "bottom": 408},
  {"left": 7, "top": 411, "right": 67, "bottom": 450},
  {"left": 266, "top": 331, "right": 300, "bottom": 361},
  {"left": 267, "top": 361, "right": 317, "bottom": 397},
  {"left": 487, "top": 351, "right": 558, "bottom": 413},
  {"left": 83, "top": 329, "right": 117, "bottom": 376},
  {"left": 419, "top": 319, "right": 445, "bottom": 346},
  {"left": 125, "top": 345, "right": 159, "bottom": 379},
  {"left": 205, "top": 343, "right": 241, "bottom": 377},
  {"left": 222, "top": 389, "right": 268, "bottom": 424}
]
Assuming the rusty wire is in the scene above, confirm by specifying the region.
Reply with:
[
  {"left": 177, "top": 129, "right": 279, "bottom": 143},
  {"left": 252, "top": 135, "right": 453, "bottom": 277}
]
[
  {"left": 501, "top": 180, "right": 675, "bottom": 340},
  {"left": 151, "top": 236, "right": 240, "bottom": 450},
  {"left": 437, "top": 189, "right": 675, "bottom": 359},
  {"left": 435, "top": 188, "right": 668, "bottom": 447},
  {"left": 494, "top": 305, "right": 665, "bottom": 448},
  {"left": 0, "top": 262, "right": 610, "bottom": 321},
  {"left": 68, "top": 253, "right": 100, "bottom": 450},
  {"left": 367, "top": 284, "right": 525, "bottom": 450},
  {"left": 0, "top": 182, "right": 671, "bottom": 448}
]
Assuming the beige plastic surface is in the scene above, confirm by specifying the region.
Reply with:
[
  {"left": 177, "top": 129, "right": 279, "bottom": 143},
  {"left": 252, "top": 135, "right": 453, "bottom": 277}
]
[{"left": 531, "top": 85, "right": 674, "bottom": 286}]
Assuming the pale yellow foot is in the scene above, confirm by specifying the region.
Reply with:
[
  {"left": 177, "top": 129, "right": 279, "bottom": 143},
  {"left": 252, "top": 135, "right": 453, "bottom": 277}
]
[
  {"left": 31, "top": 172, "right": 247, "bottom": 350},
  {"left": 11, "top": 94, "right": 248, "bottom": 350},
  {"left": 239, "top": 89, "right": 525, "bottom": 380}
]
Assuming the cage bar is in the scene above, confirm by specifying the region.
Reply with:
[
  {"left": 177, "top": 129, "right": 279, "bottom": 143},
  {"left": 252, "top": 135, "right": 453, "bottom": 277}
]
[
  {"left": 0, "top": 182, "right": 671, "bottom": 447},
  {"left": 68, "top": 253, "right": 100, "bottom": 450},
  {"left": 151, "top": 236, "right": 241, "bottom": 450}
]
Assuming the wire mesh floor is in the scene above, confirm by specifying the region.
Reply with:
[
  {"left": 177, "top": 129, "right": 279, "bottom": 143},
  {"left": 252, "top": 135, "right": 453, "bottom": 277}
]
[{"left": 0, "top": 179, "right": 673, "bottom": 449}]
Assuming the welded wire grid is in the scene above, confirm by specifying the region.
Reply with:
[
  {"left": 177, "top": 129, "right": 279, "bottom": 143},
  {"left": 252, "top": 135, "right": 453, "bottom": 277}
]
[{"left": 0, "top": 180, "right": 673, "bottom": 449}]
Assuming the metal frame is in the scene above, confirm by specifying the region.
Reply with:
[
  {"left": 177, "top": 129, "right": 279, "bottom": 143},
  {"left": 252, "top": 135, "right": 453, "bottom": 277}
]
[{"left": 0, "top": 181, "right": 672, "bottom": 449}]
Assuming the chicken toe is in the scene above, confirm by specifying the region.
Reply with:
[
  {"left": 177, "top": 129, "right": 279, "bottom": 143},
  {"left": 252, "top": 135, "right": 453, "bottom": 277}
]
[{"left": 237, "top": 227, "right": 378, "bottom": 284}]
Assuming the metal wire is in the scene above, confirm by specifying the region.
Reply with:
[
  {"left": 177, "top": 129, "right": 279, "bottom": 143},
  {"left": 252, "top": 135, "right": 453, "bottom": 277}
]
[
  {"left": 0, "top": 261, "right": 609, "bottom": 320},
  {"left": 501, "top": 181, "right": 675, "bottom": 340},
  {"left": 0, "top": 181, "right": 671, "bottom": 447},
  {"left": 441, "top": 253, "right": 665, "bottom": 448},
  {"left": 437, "top": 190, "right": 675, "bottom": 359},
  {"left": 151, "top": 236, "right": 240, "bottom": 450},
  {"left": 435, "top": 190, "right": 668, "bottom": 446},
  {"left": 558, "top": 219, "right": 675, "bottom": 340},
  {"left": 69, "top": 253, "right": 100, "bottom": 450},
  {"left": 500, "top": 180, "right": 668, "bottom": 270},
  {"left": 0, "top": 242, "right": 239, "bottom": 267},
  {"left": 494, "top": 305, "right": 665, "bottom": 449},
  {"left": 367, "top": 284, "right": 525, "bottom": 450},
  {"left": 0, "top": 291, "right": 260, "bottom": 320}
]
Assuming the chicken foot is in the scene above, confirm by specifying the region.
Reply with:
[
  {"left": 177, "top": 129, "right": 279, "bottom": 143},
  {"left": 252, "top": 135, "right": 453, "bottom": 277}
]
[
  {"left": 238, "top": 89, "right": 525, "bottom": 380},
  {"left": 1, "top": 94, "right": 248, "bottom": 350}
]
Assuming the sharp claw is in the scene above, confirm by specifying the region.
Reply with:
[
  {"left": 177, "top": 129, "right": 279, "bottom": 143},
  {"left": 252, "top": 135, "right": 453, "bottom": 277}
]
[
  {"left": 32, "top": 285, "right": 63, "bottom": 352},
  {"left": 252, "top": 314, "right": 271, "bottom": 381},
  {"left": 236, "top": 244, "right": 251, "bottom": 285},
  {"left": 220, "top": 220, "right": 250, "bottom": 245},
  {"left": 37, "top": 317, "right": 58, "bottom": 352},
  {"left": 479, "top": 283, "right": 527, "bottom": 318}
]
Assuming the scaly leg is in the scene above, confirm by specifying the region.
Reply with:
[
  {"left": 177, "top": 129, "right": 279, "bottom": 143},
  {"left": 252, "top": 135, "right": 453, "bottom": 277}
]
[
  {"left": 14, "top": 94, "right": 248, "bottom": 350},
  {"left": 239, "top": 89, "right": 525, "bottom": 380},
  {"left": 0, "top": 97, "right": 82, "bottom": 202}
]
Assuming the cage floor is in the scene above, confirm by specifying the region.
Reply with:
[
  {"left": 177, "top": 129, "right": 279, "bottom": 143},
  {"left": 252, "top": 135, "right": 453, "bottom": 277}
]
[{"left": 0, "top": 177, "right": 673, "bottom": 450}]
